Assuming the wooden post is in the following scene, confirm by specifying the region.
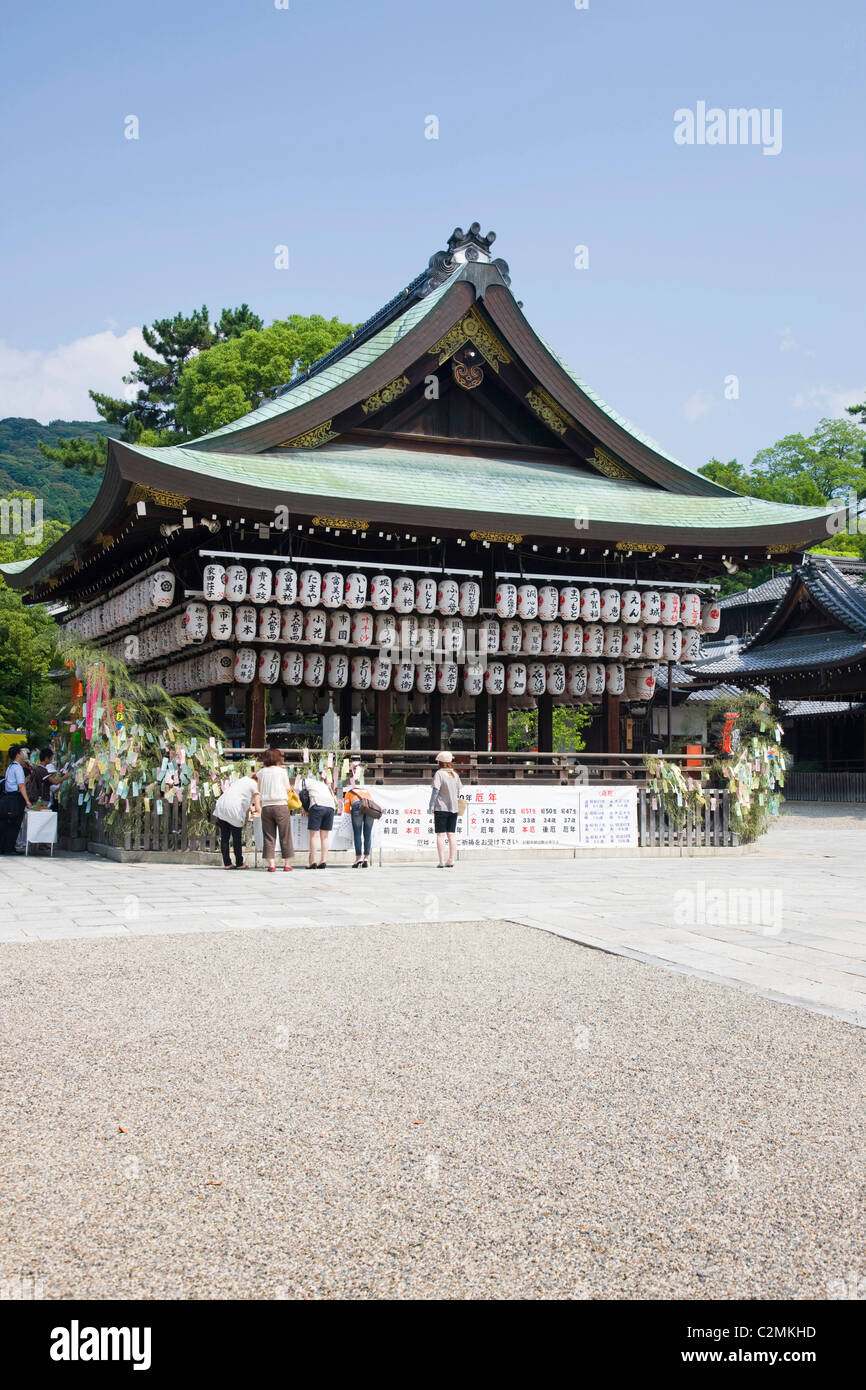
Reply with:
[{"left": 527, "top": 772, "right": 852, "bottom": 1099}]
[
  {"left": 474, "top": 692, "right": 489, "bottom": 753},
  {"left": 666, "top": 665, "right": 674, "bottom": 752},
  {"left": 428, "top": 690, "right": 442, "bottom": 750},
  {"left": 246, "top": 678, "right": 266, "bottom": 750},
  {"left": 492, "top": 694, "right": 509, "bottom": 751},
  {"left": 210, "top": 687, "right": 227, "bottom": 735},
  {"left": 376, "top": 690, "right": 391, "bottom": 752},
  {"left": 605, "top": 692, "right": 621, "bottom": 755},
  {"left": 537, "top": 695, "right": 553, "bottom": 753},
  {"left": 339, "top": 685, "right": 353, "bottom": 747}
]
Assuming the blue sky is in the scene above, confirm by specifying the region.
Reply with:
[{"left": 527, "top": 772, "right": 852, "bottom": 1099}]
[{"left": 1, "top": 0, "right": 863, "bottom": 472}]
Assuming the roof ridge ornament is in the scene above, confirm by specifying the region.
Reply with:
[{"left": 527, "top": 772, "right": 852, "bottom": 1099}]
[{"left": 423, "top": 221, "right": 511, "bottom": 295}]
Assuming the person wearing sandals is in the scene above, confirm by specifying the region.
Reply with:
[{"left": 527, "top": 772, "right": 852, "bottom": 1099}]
[
  {"left": 429, "top": 750, "right": 462, "bottom": 868},
  {"left": 296, "top": 769, "right": 337, "bottom": 868},
  {"left": 256, "top": 748, "right": 294, "bottom": 873},
  {"left": 344, "top": 760, "right": 374, "bottom": 868},
  {"left": 212, "top": 771, "right": 261, "bottom": 870}
]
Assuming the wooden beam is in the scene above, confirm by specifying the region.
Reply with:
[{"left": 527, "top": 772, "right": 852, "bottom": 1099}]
[
  {"left": 537, "top": 695, "right": 553, "bottom": 753},
  {"left": 474, "top": 692, "right": 490, "bottom": 753},
  {"left": 428, "top": 690, "right": 442, "bottom": 750},
  {"left": 376, "top": 690, "right": 392, "bottom": 750},
  {"left": 246, "top": 679, "right": 266, "bottom": 749},
  {"left": 492, "top": 694, "right": 509, "bottom": 751},
  {"left": 605, "top": 692, "right": 621, "bottom": 754}
]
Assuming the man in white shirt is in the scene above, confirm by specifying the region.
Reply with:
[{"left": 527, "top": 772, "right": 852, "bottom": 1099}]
[{"left": 212, "top": 774, "right": 261, "bottom": 869}]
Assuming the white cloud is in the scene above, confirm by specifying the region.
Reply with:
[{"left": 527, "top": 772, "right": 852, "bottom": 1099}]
[
  {"left": 681, "top": 388, "right": 714, "bottom": 423},
  {"left": 777, "top": 326, "right": 797, "bottom": 352},
  {"left": 0, "top": 326, "right": 146, "bottom": 423},
  {"left": 791, "top": 384, "right": 862, "bottom": 417}
]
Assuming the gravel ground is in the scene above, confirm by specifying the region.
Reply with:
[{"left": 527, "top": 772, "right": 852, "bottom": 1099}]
[{"left": 1, "top": 919, "right": 863, "bottom": 1300}]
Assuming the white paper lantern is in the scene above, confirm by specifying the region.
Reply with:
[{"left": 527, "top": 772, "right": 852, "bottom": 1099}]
[
  {"left": 605, "top": 662, "right": 626, "bottom": 695},
  {"left": 663, "top": 628, "right": 683, "bottom": 662},
  {"left": 626, "top": 666, "right": 657, "bottom": 700},
  {"left": 621, "top": 588, "right": 642, "bottom": 625},
  {"left": 150, "top": 571, "right": 175, "bottom": 609},
  {"left": 393, "top": 661, "right": 414, "bottom": 693},
  {"left": 328, "top": 609, "right": 352, "bottom": 645},
  {"left": 464, "top": 663, "right": 485, "bottom": 696},
  {"left": 304, "top": 608, "right": 328, "bottom": 644},
  {"left": 274, "top": 566, "right": 298, "bottom": 605},
  {"left": 506, "top": 662, "right": 527, "bottom": 695},
  {"left": 442, "top": 616, "right": 465, "bottom": 654},
  {"left": 567, "top": 663, "right": 588, "bottom": 697},
  {"left": 484, "top": 661, "right": 506, "bottom": 695},
  {"left": 680, "top": 592, "right": 702, "bottom": 628},
  {"left": 583, "top": 623, "right": 604, "bottom": 658},
  {"left": 660, "top": 591, "right": 681, "bottom": 627},
  {"left": 603, "top": 625, "right": 623, "bottom": 658},
  {"left": 546, "top": 662, "right": 566, "bottom": 696},
  {"left": 298, "top": 569, "right": 322, "bottom": 607},
  {"left": 640, "top": 589, "right": 661, "bottom": 624},
  {"left": 327, "top": 653, "right": 349, "bottom": 689},
  {"left": 417, "top": 616, "right": 440, "bottom": 659},
  {"left": 622, "top": 626, "right": 644, "bottom": 660},
  {"left": 479, "top": 618, "right": 499, "bottom": 651},
  {"left": 343, "top": 569, "right": 366, "bottom": 608},
  {"left": 542, "top": 621, "right": 563, "bottom": 655},
  {"left": 258, "top": 606, "right": 281, "bottom": 642},
  {"left": 322, "top": 571, "right": 345, "bottom": 609},
  {"left": 682, "top": 628, "right": 702, "bottom": 661},
  {"left": 281, "top": 608, "right": 304, "bottom": 644},
  {"left": 213, "top": 649, "right": 234, "bottom": 684},
  {"left": 495, "top": 582, "right": 517, "bottom": 619},
  {"left": 437, "top": 662, "right": 459, "bottom": 694},
  {"left": 643, "top": 627, "right": 664, "bottom": 660},
  {"left": 374, "top": 613, "right": 398, "bottom": 649},
  {"left": 580, "top": 587, "right": 601, "bottom": 622},
  {"left": 350, "top": 654, "right": 372, "bottom": 689},
  {"left": 416, "top": 663, "right": 437, "bottom": 693},
  {"left": 458, "top": 581, "right": 480, "bottom": 617},
  {"left": 559, "top": 585, "right": 581, "bottom": 621},
  {"left": 281, "top": 650, "right": 304, "bottom": 686},
  {"left": 701, "top": 601, "right": 721, "bottom": 634},
  {"left": 303, "top": 652, "right": 326, "bottom": 687},
  {"left": 393, "top": 576, "right": 415, "bottom": 613},
  {"left": 527, "top": 662, "right": 547, "bottom": 696},
  {"left": 522, "top": 621, "right": 543, "bottom": 655},
  {"left": 210, "top": 603, "right": 233, "bottom": 641},
  {"left": 184, "top": 602, "right": 209, "bottom": 643},
  {"left": 232, "top": 604, "right": 256, "bottom": 642},
  {"left": 600, "top": 588, "right": 621, "bottom": 623},
  {"left": 370, "top": 574, "right": 393, "bottom": 610},
  {"left": 248, "top": 565, "right": 272, "bottom": 604},
  {"left": 516, "top": 583, "right": 538, "bottom": 619},
  {"left": 563, "top": 623, "right": 584, "bottom": 656},
  {"left": 501, "top": 620, "right": 523, "bottom": 653},
  {"left": 234, "top": 647, "right": 257, "bottom": 683},
  {"left": 202, "top": 564, "right": 226, "bottom": 602},
  {"left": 414, "top": 576, "right": 436, "bottom": 614},
  {"left": 538, "top": 585, "right": 559, "bottom": 620},
  {"left": 351, "top": 612, "right": 375, "bottom": 647},
  {"left": 587, "top": 662, "right": 606, "bottom": 696},
  {"left": 399, "top": 614, "right": 421, "bottom": 651},
  {"left": 371, "top": 658, "right": 392, "bottom": 691},
  {"left": 225, "top": 565, "right": 248, "bottom": 603},
  {"left": 258, "top": 648, "right": 281, "bottom": 685}
]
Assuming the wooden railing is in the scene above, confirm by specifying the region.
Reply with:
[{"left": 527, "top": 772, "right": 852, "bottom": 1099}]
[{"left": 785, "top": 771, "right": 866, "bottom": 804}]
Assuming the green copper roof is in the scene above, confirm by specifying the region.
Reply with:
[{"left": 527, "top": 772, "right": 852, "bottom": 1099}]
[{"left": 127, "top": 441, "right": 831, "bottom": 532}]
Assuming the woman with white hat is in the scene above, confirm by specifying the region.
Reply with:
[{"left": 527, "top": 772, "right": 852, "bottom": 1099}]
[{"left": 428, "top": 750, "right": 463, "bottom": 868}]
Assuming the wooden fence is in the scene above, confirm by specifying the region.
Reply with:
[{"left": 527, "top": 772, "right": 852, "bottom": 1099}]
[
  {"left": 637, "top": 788, "right": 738, "bottom": 848},
  {"left": 785, "top": 771, "right": 866, "bottom": 803}
]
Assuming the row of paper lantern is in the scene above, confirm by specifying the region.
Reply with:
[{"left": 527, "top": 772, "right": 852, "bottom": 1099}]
[
  {"left": 227, "top": 648, "right": 655, "bottom": 699},
  {"left": 183, "top": 601, "right": 708, "bottom": 658},
  {"left": 201, "top": 563, "right": 719, "bottom": 629},
  {"left": 67, "top": 571, "right": 176, "bottom": 640}
]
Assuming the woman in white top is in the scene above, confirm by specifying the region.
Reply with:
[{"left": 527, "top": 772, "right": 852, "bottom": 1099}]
[
  {"left": 256, "top": 748, "right": 294, "bottom": 873},
  {"left": 428, "top": 750, "right": 463, "bottom": 868},
  {"left": 295, "top": 770, "right": 337, "bottom": 868},
  {"left": 212, "top": 773, "right": 261, "bottom": 870}
]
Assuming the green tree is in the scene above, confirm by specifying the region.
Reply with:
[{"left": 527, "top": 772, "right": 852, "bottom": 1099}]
[
  {"left": 174, "top": 314, "right": 356, "bottom": 436},
  {"left": 508, "top": 706, "right": 592, "bottom": 752},
  {"left": 0, "top": 493, "right": 67, "bottom": 740}
]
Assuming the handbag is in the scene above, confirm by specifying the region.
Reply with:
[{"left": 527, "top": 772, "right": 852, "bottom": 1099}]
[
  {"left": 457, "top": 796, "right": 467, "bottom": 815},
  {"left": 360, "top": 797, "right": 383, "bottom": 820},
  {"left": 298, "top": 778, "right": 311, "bottom": 813},
  {"left": 286, "top": 787, "right": 302, "bottom": 812}
]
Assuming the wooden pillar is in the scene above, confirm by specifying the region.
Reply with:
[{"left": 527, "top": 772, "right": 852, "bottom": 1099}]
[
  {"left": 246, "top": 678, "right": 266, "bottom": 750},
  {"left": 210, "top": 687, "right": 227, "bottom": 735},
  {"left": 537, "top": 695, "right": 553, "bottom": 753},
  {"left": 339, "top": 685, "right": 353, "bottom": 747},
  {"left": 492, "top": 695, "right": 509, "bottom": 752},
  {"left": 474, "top": 692, "right": 490, "bottom": 753},
  {"left": 604, "top": 692, "right": 621, "bottom": 755},
  {"left": 375, "top": 690, "right": 391, "bottom": 751},
  {"left": 428, "top": 690, "right": 442, "bottom": 751},
  {"left": 666, "top": 665, "right": 674, "bottom": 752}
]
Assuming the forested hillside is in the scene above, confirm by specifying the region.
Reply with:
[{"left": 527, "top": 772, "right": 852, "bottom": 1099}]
[{"left": 0, "top": 418, "right": 112, "bottom": 527}]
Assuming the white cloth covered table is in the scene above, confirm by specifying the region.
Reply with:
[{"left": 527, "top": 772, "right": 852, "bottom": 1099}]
[{"left": 25, "top": 809, "right": 58, "bottom": 853}]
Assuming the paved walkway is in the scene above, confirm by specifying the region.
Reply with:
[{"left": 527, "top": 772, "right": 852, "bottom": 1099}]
[{"left": 1, "top": 805, "right": 864, "bottom": 1024}]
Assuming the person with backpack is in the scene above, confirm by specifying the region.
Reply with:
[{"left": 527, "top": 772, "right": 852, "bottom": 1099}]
[
  {"left": 343, "top": 760, "right": 376, "bottom": 868},
  {"left": 0, "top": 746, "right": 31, "bottom": 854}
]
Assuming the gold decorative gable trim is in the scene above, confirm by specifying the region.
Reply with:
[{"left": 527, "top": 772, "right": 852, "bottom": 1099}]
[
  {"left": 361, "top": 375, "right": 410, "bottom": 416},
  {"left": 525, "top": 386, "right": 575, "bottom": 438},
  {"left": 470, "top": 529, "right": 524, "bottom": 544},
  {"left": 428, "top": 307, "right": 511, "bottom": 372},
  {"left": 615, "top": 540, "right": 666, "bottom": 553},
  {"left": 311, "top": 515, "right": 370, "bottom": 530},
  {"left": 277, "top": 420, "right": 338, "bottom": 449},
  {"left": 591, "top": 447, "right": 635, "bottom": 481},
  {"left": 126, "top": 485, "right": 190, "bottom": 509},
  {"left": 765, "top": 543, "right": 795, "bottom": 555}
]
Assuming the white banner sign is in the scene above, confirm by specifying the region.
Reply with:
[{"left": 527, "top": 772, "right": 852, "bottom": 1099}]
[{"left": 372, "top": 784, "right": 637, "bottom": 851}]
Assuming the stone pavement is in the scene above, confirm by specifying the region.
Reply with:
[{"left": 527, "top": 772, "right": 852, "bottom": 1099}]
[{"left": 1, "top": 805, "right": 864, "bottom": 1025}]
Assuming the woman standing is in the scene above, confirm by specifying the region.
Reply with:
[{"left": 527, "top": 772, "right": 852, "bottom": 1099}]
[
  {"left": 0, "top": 746, "right": 31, "bottom": 855},
  {"left": 212, "top": 770, "right": 261, "bottom": 870},
  {"left": 344, "top": 760, "right": 373, "bottom": 868},
  {"left": 428, "top": 750, "right": 462, "bottom": 868},
  {"left": 256, "top": 748, "right": 294, "bottom": 873},
  {"left": 297, "top": 769, "right": 337, "bottom": 869}
]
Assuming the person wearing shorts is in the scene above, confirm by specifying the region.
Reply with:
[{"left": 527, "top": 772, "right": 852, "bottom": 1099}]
[
  {"left": 428, "top": 750, "right": 462, "bottom": 867},
  {"left": 297, "top": 773, "right": 337, "bottom": 868}
]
